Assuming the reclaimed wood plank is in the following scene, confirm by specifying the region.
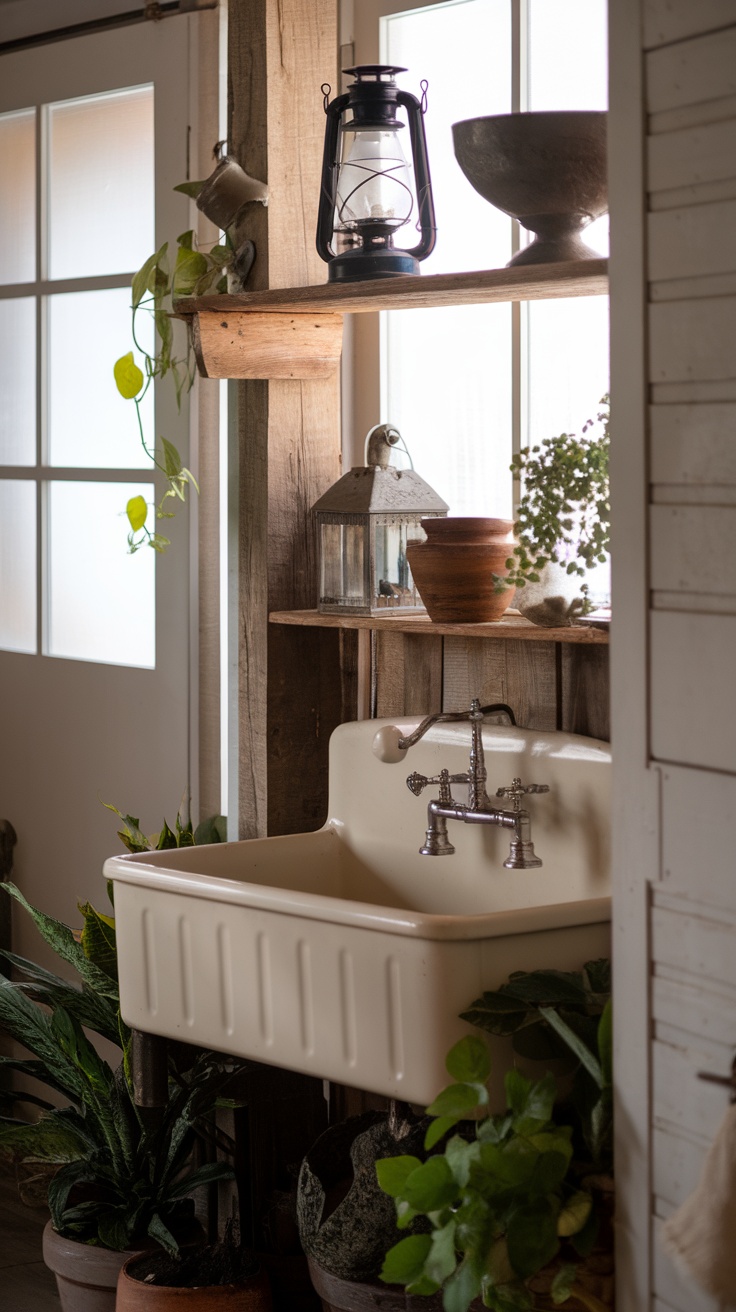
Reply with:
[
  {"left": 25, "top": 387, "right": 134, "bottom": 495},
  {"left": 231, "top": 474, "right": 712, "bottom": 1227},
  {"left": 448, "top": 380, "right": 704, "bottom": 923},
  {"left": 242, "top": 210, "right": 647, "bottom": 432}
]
[
  {"left": 268, "top": 609, "right": 609, "bottom": 644},
  {"left": 441, "top": 637, "right": 558, "bottom": 730},
  {"left": 175, "top": 259, "right": 609, "bottom": 317},
  {"left": 375, "top": 631, "right": 443, "bottom": 718},
  {"left": 192, "top": 311, "right": 343, "bottom": 379},
  {"left": 559, "top": 645, "right": 611, "bottom": 740}
]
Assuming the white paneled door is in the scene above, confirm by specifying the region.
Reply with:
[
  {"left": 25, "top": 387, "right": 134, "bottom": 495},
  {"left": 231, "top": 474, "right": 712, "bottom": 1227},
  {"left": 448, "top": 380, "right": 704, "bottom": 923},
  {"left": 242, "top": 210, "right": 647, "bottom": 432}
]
[{"left": 0, "top": 19, "right": 197, "bottom": 961}]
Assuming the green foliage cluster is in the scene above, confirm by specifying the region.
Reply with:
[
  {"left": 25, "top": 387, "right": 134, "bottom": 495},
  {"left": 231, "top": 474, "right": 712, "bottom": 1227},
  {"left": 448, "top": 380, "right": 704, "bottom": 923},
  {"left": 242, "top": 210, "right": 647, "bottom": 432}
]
[
  {"left": 104, "top": 802, "right": 227, "bottom": 854},
  {"left": 461, "top": 963, "right": 612, "bottom": 1172},
  {"left": 0, "top": 820, "right": 235, "bottom": 1252},
  {"left": 497, "top": 397, "right": 610, "bottom": 608},
  {"left": 376, "top": 965, "right": 613, "bottom": 1312},
  {"left": 115, "top": 220, "right": 233, "bottom": 554}
]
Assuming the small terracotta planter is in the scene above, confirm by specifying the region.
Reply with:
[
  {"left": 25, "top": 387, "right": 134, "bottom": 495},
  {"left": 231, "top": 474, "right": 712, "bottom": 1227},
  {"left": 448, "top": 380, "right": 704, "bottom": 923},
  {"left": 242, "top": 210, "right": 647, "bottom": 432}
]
[
  {"left": 117, "top": 1254, "right": 272, "bottom": 1311},
  {"left": 406, "top": 517, "right": 516, "bottom": 622}
]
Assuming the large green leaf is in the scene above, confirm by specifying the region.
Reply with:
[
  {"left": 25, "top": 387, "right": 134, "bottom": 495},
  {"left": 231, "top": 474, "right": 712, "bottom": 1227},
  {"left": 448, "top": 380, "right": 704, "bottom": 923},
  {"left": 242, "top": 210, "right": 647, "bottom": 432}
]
[
  {"left": 445, "top": 1035, "right": 491, "bottom": 1084},
  {"left": 538, "top": 1006, "right": 604, "bottom": 1087},
  {"left": 0, "top": 948, "right": 120, "bottom": 1044},
  {"left": 402, "top": 1155, "right": 459, "bottom": 1212},
  {"left": 1, "top": 883, "right": 118, "bottom": 998},
  {"left": 380, "top": 1234, "right": 432, "bottom": 1286},
  {"left": 460, "top": 992, "right": 531, "bottom": 1036},
  {"left": 427, "top": 1082, "right": 487, "bottom": 1119},
  {"left": 506, "top": 1198, "right": 559, "bottom": 1279},
  {"left": 375, "top": 1154, "right": 423, "bottom": 1199},
  {"left": 0, "top": 1110, "right": 90, "bottom": 1161},
  {"left": 78, "top": 901, "right": 118, "bottom": 981},
  {"left": 0, "top": 975, "right": 87, "bottom": 1101}
]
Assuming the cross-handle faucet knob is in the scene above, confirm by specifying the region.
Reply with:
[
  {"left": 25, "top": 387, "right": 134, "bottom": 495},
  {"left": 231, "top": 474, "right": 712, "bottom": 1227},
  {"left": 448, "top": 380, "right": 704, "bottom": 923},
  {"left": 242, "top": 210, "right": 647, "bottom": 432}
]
[
  {"left": 495, "top": 778, "right": 550, "bottom": 811},
  {"left": 407, "top": 768, "right": 463, "bottom": 801}
]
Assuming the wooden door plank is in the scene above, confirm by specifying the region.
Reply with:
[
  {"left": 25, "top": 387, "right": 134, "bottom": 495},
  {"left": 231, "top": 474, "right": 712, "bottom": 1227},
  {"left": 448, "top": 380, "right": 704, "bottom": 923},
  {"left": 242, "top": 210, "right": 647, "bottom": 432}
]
[
  {"left": 650, "top": 401, "right": 736, "bottom": 485},
  {"left": 650, "top": 610, "right": 736, "bottom": 770},
  {"left": 646, "top": 28, "right": 736, "bottom": 114},
  {"left": 648, "top": 117, "right": 736, "bottom": 193},
  {"left": 559, "top": 645, "right": 610, "bottom": 740},
  {"left": 648, "top": 199, "right": 736, "bottom": 281},
  {"left": 650, "top": 504, "right": 736, "bottom": 594},
  {"left": 649, "top": 297, "right": 736, "bottom": 383},
  {"left": 644, "top": 0, "right": 736, "bottom": 49}
]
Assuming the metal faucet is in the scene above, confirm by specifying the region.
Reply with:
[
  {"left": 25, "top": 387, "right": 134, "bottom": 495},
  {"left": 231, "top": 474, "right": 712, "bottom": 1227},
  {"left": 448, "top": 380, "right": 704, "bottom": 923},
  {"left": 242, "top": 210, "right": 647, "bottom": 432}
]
[{"left": 399, "top": 699, "right": 549, "bottom": 869}]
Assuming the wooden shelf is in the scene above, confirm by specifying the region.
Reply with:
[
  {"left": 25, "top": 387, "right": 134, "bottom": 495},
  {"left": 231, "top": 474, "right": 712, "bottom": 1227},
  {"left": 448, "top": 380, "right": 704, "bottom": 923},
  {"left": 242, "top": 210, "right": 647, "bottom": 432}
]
[
  {"left": 178, "top": 259, "right": 608, "bottom": 379},
  {"left": 177, "top": 258, "right": 608, "bottom": 317},
  {"left": 269, "top": 609, "right": 609, "bottom": 645}
]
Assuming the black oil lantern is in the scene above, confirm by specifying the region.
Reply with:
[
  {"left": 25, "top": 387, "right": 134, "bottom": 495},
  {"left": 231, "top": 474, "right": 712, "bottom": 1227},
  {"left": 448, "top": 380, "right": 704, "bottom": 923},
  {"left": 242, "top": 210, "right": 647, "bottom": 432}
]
[
  {"left": 312, "top": 424, "right": 448, "bottom": 616},
  {"left": 317, "top": 65, "right": 436, "bottom": 282}
]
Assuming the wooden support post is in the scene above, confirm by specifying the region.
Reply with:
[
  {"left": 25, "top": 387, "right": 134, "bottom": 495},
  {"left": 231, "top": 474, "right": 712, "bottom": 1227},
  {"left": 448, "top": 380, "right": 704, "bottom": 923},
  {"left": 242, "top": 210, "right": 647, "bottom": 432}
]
[{"left": 229, "top": 0, "right": 341, "bottom": 839}]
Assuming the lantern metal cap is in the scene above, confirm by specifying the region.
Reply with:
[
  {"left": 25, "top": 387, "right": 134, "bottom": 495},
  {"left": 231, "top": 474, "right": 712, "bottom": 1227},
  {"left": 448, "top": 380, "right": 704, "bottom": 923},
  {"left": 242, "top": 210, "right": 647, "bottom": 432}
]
[{"left": 312, "top": 466, "right": 448, "bottom": 516}]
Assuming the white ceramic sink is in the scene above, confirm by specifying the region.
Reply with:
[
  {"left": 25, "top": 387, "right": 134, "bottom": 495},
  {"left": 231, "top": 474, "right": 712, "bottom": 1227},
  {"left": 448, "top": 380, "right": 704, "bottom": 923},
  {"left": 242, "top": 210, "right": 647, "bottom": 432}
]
[{"left": 106, "top": 717, "right": 611, "bottom": 1104}]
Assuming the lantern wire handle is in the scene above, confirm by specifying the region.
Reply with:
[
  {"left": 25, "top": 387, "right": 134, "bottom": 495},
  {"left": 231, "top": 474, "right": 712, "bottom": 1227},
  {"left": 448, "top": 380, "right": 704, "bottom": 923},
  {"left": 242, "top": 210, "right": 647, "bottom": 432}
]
[
  {"left": 321, "top": 83, "right": 331, "bottom": 112},
  {"left": 420, "top": 79, "right": 429, "bottom": 114}
]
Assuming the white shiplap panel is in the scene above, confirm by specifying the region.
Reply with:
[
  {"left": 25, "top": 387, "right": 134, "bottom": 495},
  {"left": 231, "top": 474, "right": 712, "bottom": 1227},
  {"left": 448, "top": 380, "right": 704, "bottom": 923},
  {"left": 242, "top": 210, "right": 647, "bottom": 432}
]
[
  {"left": 650, "top": 504, "right": 736, "bottom": 594},
  {"left": 653, "top": 896, "right": 736, "bottom": 990},
  {"left": 648, "top": 116, "right": 736, "bottom": 192},
  {"left": 650, "top": 402, "right": 736, "bottom": 485},
  {"left": 647, "top": 28, "right": 736, "bottom": 114},
  {"left": 649, "top": 298, "right": 736, "bottom": 383},
  {"left": 648, "top": 200, "right": 736, "bottom": 281},
  {"left": 644, "top": 0, "right": 736, "bottom": 49},
  {"left": 650, "top": 611, "right": 736, "bottom": 771},
  {"left": 653, "top": 1123, "right": 708, "bottom": 1209},
  {"left": 653, "top": 973, "right": 736, "bottom": 1046},
  {"left": 653, "top": 1033, "right": 733, "bottom": 1143},
  {"left": 653, "top": 1216, "right": 720, "bottom": 1312},
  {"left": 660, "top": 764, "right": 736, "bottom": 909}
]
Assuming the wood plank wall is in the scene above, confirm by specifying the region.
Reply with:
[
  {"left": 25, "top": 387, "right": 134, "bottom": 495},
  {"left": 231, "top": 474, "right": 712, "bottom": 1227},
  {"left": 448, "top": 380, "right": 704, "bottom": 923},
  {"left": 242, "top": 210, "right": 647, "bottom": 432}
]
[
  {"left": 640, "top": 4, "right": 736, "bottom": 1308},
  {"left": 374, "top": 634, "right": 610, "bottom": 741}
]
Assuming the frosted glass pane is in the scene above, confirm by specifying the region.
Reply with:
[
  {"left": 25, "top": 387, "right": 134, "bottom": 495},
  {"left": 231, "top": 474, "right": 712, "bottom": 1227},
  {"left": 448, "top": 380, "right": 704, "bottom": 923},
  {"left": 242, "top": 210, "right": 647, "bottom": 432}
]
[
  {"left": 383, "top": 0, "right": 512, "bottom": 273},
  {"left": 0, "top": 109, "right": 35, "bottom": 284},
  {"left": 527, "top": 296, "right": 609, "bottom": 444},
  {"left": 529, "top": 0, "right": 609, "bottom": 257},
  {"left": 48, "top": 288, "right": 154, "bottom": 468},
  {"left": 0, "top": 298, "right": 35, "bottom": 464},
  {"left": 380, "top": 2, "right": 513, "bottom": 519},
  {"left": 527, "top": 296, "right": 610, "bottom": 604},
  {"left": 48, "top": 481, "right": 155, "bottom": 667},
  {"left": 384, "top": 303, "right": 513, "bottom": 518},
  {"left": 0, "top": 480, "right": 36, "bottom": 653},
  {"left": 529, "top": 0, "right": 608, "bottom": 112},
  {"left": 48, "top": 86, "right": 154, "bottom": 280}
]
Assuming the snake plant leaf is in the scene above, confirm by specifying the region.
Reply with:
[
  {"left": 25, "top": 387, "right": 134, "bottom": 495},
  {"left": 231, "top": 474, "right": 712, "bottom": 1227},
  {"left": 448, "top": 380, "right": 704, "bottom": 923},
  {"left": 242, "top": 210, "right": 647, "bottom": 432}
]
[
  {"left": 114, "top": 351, "right": 144, "bottom": 399},
  {"left": 146, "top": 1212, "right": 180, "bottom": 1257},
  {"left": 126, "top": 494, "right": 148, "bottom": 533},
  {"left": 78, "top": 901, "right": 117, "bottom": 981},
  {"left": 1, "top": 882, "right": 119, "bottom": 999}
]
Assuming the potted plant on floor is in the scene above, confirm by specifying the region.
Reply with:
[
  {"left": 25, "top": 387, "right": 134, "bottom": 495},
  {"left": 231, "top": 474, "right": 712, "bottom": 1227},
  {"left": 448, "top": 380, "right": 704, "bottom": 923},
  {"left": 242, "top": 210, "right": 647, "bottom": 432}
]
[
  {"left": 497, "top": 397, "right": 610, "bottom": 626},
  {"left": 0, "top": 825, "right": 238, "bottom": 1311},
  {"left": 116, "top": 1221, "right": 272, "bottom": 1311}
]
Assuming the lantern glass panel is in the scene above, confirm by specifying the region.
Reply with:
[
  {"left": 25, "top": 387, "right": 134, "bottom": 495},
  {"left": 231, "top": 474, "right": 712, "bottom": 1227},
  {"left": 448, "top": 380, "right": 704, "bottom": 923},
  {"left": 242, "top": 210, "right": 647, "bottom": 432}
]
[
  {"left": 375, "top": 518, "right": 413, "bottom": 605},
  {"left": 335, "top": 126, "right": 414, "bottom": 232},
  {"left": 320, "top": 520, "right": 366, "bottom": 603}
]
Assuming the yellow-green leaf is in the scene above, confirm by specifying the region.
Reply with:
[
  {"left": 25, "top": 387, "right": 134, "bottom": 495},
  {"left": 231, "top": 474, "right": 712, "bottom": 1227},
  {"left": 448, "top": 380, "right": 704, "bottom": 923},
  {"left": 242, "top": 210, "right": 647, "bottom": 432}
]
[
  {"left": 126, "top": 495, "right": 148, "bottom": 533},
  {"left": 557, "top": 1190, "right": 592, "bottom": 1237},
  {"left": 114, "top": 352, "right": 144, "bottom": 400}
]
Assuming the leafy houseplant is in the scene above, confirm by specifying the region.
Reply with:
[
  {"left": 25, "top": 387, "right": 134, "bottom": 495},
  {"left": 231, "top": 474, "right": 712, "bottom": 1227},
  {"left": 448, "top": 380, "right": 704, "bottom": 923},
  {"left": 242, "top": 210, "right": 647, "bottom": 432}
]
[
  {"left": 115, "top": 225, "right": 234, "bottom": 554},
  {"left": 497, "top": 397, "right": 610, "bottom": 619},
  {"left": 0, "top": 871, "right": 236, "bottom": 1256},
  {"left": 375, "top": 964, "right": 613, "bottom": 1312}
]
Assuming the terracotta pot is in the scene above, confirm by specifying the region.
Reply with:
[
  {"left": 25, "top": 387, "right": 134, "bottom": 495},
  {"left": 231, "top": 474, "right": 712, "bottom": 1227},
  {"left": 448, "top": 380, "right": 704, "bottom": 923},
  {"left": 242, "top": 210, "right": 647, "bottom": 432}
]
[
  {"left": 406, "top": 517, "right": 515, "bottom": 622},
  {"left": 117, "top": 1254, "right": 272, "bottom": 1311},
  {"left": 42, "top": 1220, "right": 134, "bottom": 1312}
]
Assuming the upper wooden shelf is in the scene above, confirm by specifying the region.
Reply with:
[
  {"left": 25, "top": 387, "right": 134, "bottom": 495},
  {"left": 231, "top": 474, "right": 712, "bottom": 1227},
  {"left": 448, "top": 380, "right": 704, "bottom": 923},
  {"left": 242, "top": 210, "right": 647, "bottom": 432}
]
[
  {"left": 269, "top": 609, "right": 609, "bottom": 645},
  {"left": 177, "top": 258, "right": 608, "bottom": 318},
  {"left": 179, "top": 259, "right": 608, "bottom": 380}
]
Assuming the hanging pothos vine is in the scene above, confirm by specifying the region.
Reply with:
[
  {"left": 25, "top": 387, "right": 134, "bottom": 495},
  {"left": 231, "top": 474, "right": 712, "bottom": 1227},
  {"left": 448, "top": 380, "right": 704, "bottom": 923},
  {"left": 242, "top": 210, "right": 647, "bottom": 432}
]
[{"left": 114, "top": 227, "right": 233, "bottom": 553}]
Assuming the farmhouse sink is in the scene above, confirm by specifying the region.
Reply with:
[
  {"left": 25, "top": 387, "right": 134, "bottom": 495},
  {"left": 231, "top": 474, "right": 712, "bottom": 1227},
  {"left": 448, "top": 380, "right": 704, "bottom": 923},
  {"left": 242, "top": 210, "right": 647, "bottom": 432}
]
[{"left": 105, "top": 716, "right": 611, "bottom": 1104}]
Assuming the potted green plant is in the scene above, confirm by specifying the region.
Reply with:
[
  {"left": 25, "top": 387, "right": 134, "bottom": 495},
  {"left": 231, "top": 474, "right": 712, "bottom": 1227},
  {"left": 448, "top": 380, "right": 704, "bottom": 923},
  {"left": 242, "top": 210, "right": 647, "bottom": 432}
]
[
  {"left": 498, "top": 397, "right": 610, "bottom": 626},
  {"left": 0, "top": 810, "right": 236, "bottom": 1311}
]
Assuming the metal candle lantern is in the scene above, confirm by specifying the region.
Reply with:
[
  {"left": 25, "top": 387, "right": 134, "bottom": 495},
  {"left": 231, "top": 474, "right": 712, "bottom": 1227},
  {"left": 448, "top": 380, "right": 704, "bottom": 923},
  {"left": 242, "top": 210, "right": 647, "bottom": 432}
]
[
  {"left": 316, "top": 65, "right": 436, "bottom": 282},
  {"left": 312, "top": 425, "right": 448, "bottom": 615}
]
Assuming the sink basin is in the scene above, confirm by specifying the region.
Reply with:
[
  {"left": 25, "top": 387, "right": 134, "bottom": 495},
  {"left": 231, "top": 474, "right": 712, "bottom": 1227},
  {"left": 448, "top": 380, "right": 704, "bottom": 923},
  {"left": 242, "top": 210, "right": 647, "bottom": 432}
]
[{"left": 106, "top": 718, "right": 611, "bottom": 1104}]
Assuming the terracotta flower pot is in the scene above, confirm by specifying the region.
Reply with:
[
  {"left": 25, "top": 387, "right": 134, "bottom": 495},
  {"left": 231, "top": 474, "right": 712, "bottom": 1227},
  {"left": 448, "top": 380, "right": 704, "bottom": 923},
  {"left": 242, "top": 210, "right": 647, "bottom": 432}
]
[
  {"left": 406, "top": 517, "right": 515, "bottom": 622},
  {"left": 117, "top": 1253, "right": 272, "bottom": 1311}
]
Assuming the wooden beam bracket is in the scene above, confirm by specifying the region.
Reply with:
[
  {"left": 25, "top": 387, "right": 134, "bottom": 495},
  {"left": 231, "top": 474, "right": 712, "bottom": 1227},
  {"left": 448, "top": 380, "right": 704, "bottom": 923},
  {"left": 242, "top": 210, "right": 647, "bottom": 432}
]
[{"left": 191, "top": 309, "right": 343, "bottom": 379}]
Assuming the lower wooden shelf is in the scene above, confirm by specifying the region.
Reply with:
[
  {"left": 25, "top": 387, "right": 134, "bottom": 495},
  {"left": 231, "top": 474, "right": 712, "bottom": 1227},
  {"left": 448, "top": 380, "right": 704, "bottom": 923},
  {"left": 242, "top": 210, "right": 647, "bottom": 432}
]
[{"left": 269, "top": 609, "right": 610, "bottom": 645}]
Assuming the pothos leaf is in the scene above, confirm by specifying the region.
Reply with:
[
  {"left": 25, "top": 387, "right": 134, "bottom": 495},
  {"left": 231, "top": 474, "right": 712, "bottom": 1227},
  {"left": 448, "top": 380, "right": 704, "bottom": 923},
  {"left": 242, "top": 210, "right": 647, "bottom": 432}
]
[
  {"left": 126, "top": 495, "right": 148, "bottom": 533},
  {"left": 114, "top": 352, "right": 144, "bottom": 400}
]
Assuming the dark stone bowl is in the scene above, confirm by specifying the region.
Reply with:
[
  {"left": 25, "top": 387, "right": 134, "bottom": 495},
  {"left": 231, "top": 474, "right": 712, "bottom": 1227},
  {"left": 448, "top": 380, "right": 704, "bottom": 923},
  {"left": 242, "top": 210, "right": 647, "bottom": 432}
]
[{"left": 452, "top": 110, "right": 608, "bottom": 266}]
